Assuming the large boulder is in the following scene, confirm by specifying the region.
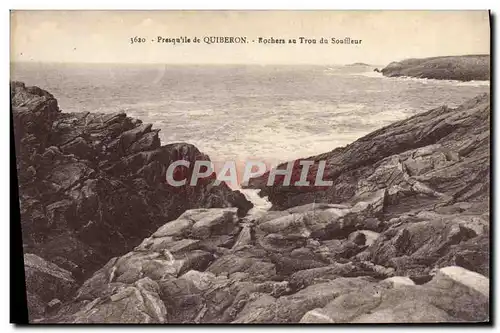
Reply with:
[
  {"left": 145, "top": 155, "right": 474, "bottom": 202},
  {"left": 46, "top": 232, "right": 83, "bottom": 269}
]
[
  {"left": 300, "top": 266, "right": 489, "bottom": 323},
  {"left": 359, "top": 211, "right": 486, "bottom": 277},
  {"left": 233, "top": 277, "right": 377, "bottom": 323},
  {"left": 23, "top": 254, "right": 78, "bottom": 320},
  {"left": 55, "top": 278, "right": 167, "bottom": 323}
]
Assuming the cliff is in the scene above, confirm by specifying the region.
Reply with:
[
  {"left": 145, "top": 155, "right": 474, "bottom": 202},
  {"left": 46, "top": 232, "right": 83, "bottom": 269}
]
[
  {"left": 380, "top": 55, "right": 490, "bottom": 81},
  {"left": 30, "top": 92, "right": 490, "bottom": 323},
  {"left": 247, "top": 93, "right": 490, "bottom": 213},
  {"left": 11, "top": 81, "right": 252, "bottom": 319}
]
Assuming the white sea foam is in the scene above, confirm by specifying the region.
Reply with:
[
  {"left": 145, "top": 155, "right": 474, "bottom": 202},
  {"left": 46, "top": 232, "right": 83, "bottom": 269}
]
[
  {"left": 350, "top": 71, "right": 384, "bottom": 78},
  {"left": 239, "top": 189, "right": 272, "bottom": 218},
  {"left": 354, "top": 71, "right": 490, "bottom": 87},
  {"left": 394, "top": 76, "right": 490, "bottom": 87},
  {"left": 12, "top": 63, "right": 490, "bottom": 170},
  {"left": 455, "top": 80, "right": 490, "bottom": 87}
]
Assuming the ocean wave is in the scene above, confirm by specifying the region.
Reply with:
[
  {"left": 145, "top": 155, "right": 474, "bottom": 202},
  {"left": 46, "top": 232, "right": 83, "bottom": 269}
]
[
  {"left": 454, "top": 80, "right": 491, "bottom": 87},
  {"left": 14, "top": 63, "right": 489, "bottom": 169},
  {"left": 349, "top": 71, "right": 384, "bottom": 78},
  {"left": 391, "top": 76, "right": 490, "bottom": 87},
  {"left": 352, "top": 71, "right": 490, "bottom": 87}
]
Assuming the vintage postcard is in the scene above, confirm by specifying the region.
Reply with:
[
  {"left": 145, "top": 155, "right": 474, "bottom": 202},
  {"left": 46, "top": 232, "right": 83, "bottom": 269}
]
[{"left": 10, "top": 10, "right": 490, "bottom": 324}]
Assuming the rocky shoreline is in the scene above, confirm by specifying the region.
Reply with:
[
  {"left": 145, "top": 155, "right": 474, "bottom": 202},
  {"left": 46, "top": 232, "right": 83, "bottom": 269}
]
[
  {"left": 11, "top": 81, "right": 252, "bottom": 319},
  {"left": 13, "top": 82, "right": 490, "bottom": 323},
  {"left": 379, "top": 55, "right": 490, "bottom": 81}
]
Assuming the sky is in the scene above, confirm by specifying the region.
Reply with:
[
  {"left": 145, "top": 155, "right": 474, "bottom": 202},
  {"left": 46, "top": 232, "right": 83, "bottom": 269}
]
[{"left": 10, "top": 10, "right": 490, "bottom": 65}]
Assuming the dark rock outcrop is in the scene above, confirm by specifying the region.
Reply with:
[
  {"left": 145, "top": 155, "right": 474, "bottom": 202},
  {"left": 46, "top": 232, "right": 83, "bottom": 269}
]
[
  {"left": 42, "top": 201, "right": 488, "bottom": 323},
  {"left": 300, "top": 266, "right": 489, "bottom": 323},
  {"left": 246, "top": 93, "right": 490, "bottom": 280},
  {"left": 247, "top": 93, "right": 490, "bottom": 213},
  {"left": 11, "top": 81, "right": 252, "bottom": 320},
  {"left": 379, "top": 55, "right": 490, "bottom": 81},
  {"left": 24, "top": 253, "right": 78, "bottom": 319}
]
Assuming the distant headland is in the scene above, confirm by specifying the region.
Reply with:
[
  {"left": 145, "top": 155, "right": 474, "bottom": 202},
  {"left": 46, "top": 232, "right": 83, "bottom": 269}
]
[{"left": 380, "top": 55, "right": 489, "bottom": 81}]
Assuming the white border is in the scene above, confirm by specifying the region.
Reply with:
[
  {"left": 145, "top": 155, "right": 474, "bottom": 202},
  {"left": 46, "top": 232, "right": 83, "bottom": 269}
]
[{"left": 1, "top": 1, "right": 499, "bottom": 9}]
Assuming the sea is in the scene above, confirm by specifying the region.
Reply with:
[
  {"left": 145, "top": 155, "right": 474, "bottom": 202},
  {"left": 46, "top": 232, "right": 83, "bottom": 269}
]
[{"left": 11, "top": 62, "right": 490, "bottom": 196}]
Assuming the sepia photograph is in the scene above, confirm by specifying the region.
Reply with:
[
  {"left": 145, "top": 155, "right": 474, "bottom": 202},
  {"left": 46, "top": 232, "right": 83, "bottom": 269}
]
[{"left": 9, "top": 10, "right": 491, "bottom": 324}]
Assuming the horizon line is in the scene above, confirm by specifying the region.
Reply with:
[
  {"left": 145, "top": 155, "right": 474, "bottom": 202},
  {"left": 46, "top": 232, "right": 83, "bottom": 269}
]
[
  {"left": 10, "top": 61, "right": 382, "bottom": 67},
  {"left": 9, "top": 53, "right": 490, "bottom": 67}
]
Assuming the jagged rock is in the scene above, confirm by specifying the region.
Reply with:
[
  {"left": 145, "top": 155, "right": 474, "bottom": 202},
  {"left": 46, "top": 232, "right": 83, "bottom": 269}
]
[
  {"left": 207, "top": 247, "right": 276, "bottom": 282},
  {"left": 255, "top": 189, "right": 387, "bottom": 256},
  {"left": 158, "top": 276, "right": 205, "bottom": 323},
  {"left": 257, "top": 213, "right": 310, "bottom": 235},
  {"left": 152, "top": 212, "right": 197, "bottom": 238},
  {"left": 47, "top": 299, "right": 62, "bottom": 311},
  {"left": 288, "top": 263, "right": 358, "bottom": 290},
  {"left": 45, "top": 200, "right": 75, "bottom": 229},
  {"left": 59, "top": 278, "right": 167, "bottom": 323},
  {"left": 256, "top": 210, "right": 290, "bottom": 224},
  {"left": 191, "top": 208, "right": 239, "bottom": 239},
  {"left": 270, "top": 249, "right": 330, "bottom": 276},
  {"left": 158, "top": 271, "right": 290, "bottom": 323},
  {"left": 348, "top": 230, "right": 380, "bottom": 246},
  {"left": 11, "top": 81, "right": 59, "bottom": 151},
  {"left": 26, "top": 292, "right": 46, "bottom": 319},
  {"left": 233, "top": 277, "right": 376, "bottom": 323},
  {"left": 60, "top": 137, "right": 93, "bottom": 158},
  {"left": 24, "top": 254, "right": 78, "bottom": 320},
  {"left": 287, "top": 261, "right": 395, "bottom": 292},
  {"left": 247, "top": 94, "right": 490, "bottom": 215},
  {"left": 321, "top": 239, "right": 366, "bottom": 261},
  {"left": 362, "top": 217, "right": 478, "bottom": 277},
  {"left": 231, "top": 225, "right": 253, "bottom": 250},
  {"left": 300, "top": 266, "right": 489, "bottom": 323},
  {"left": 47, "top": 162, "right": 95, "bottom": 192},
  {"left": 434, "top": 233, "right": 489, "bottom": 277}
]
